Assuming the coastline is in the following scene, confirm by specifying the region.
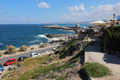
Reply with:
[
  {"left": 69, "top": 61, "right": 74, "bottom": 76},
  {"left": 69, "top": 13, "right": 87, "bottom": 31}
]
[
  {"left": 0, "top": 34, "right": 77, "bottom": 58},
  {"left": 0, "top": 24, "right": 75, "bottom": 50}
]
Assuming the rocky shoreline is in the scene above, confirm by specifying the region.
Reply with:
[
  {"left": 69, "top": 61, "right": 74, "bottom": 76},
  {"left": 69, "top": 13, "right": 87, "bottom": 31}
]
[
  {"left": 43, "top": 26, "right": 76, "bottom": 31},
  {"left": 45, "top": 34, "right": 75, "bottom": 38}
]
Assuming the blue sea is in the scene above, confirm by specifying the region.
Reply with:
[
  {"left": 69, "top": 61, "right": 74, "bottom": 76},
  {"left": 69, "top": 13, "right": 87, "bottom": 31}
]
[{"left": 0, "top": 24, "right": 90, "bottom": 50}]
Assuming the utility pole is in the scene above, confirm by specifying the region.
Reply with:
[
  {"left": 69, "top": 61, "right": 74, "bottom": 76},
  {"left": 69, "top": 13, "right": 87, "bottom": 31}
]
[{"left": 113, "top": 8, "right": 116, "bottom": 26}]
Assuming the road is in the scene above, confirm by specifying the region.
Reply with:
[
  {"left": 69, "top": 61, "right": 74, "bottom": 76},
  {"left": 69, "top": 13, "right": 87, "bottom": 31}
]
[{"left": 0, "top": 46, "right": 56, "bottom": 65}]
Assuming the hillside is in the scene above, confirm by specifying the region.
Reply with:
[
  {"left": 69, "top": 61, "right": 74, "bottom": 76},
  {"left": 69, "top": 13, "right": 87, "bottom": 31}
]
[{"left": 1, "top": 39, "right": 87, "bottom": 80}]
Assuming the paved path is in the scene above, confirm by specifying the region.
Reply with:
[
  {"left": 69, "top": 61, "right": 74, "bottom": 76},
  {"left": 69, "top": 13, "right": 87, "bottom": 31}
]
[
  {"left": 85, "top": 37, "right": 120, "bottom": 80},
  {"left": 0, "top": 46, "right": 56, "bottom": 64}
]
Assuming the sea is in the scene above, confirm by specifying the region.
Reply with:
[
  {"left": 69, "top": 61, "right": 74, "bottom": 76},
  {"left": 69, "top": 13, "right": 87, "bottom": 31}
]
[{"left": 0, "top": 24, "right": 90, "bottom": 50}]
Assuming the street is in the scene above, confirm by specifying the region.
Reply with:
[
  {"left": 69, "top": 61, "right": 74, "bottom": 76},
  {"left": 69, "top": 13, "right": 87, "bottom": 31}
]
[{"left": 0, "top": 46, "right": 56, "bottom": 64}]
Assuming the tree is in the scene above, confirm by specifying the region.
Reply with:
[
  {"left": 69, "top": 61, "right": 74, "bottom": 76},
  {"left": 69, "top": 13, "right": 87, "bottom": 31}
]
[
  {"left": 5, "top": 45, "right": 16, "bottom": 54},
  {"left": 20, "top": 45, "right": 28, "bottom": 52}
]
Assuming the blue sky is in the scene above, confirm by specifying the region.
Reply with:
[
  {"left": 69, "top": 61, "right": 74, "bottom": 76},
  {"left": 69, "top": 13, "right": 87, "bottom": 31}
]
[{"left": 0, "top": 0, "right": 120, "bottom": 24}]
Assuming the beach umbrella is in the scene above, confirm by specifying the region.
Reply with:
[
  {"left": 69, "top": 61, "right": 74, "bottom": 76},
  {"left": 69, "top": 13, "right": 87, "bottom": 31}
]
[{"left": 91, "top": 20, "right": 106, "bottom": 24}]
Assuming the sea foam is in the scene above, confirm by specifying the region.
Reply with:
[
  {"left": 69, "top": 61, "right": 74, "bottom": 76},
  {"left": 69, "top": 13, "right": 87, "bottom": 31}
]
[
  {"left": 29, "top": 40, "right": 41, "bottom": 43},
  {"left": 36, "top": 34, "right": 47, "bottom": 39}
]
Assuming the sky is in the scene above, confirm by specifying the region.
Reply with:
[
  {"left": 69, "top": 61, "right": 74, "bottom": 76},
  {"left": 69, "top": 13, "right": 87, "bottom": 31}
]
[{"left": 0, "top": 0, "right": 120, "bottom": 24}]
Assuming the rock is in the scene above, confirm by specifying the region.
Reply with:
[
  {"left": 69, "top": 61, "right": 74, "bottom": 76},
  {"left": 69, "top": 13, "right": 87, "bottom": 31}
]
[
  {"left": 36, "top": 76, "right": 45, "bottom": 80},
  {"left": 67, "top": 73, "right": 82, "bottom": 80},
  {"left": 46, "top": 34, "right": 54, "bottom": 38}
]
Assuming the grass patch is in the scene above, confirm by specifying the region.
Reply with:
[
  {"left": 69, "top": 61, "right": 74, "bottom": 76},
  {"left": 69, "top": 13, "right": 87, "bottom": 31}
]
[
  {"left": 16, "top": 57, "right": 79, "bottom": 80},
  {"left": 80, "top": 62, "right": 110, "bottom": 78},
  {"left": 16, "top": 63, "right": 58, "bottom": 80},
  {"left": 56, "top": 77, "right": 66, "bottom": 80},
  {"left": 64, "top": 39, "right": 79, "bottom": 49},
  {"left": 62, "top": 58, "right": 79, "bottom": 69},
  {"left": 55, "top": 39, "right": 80, "bottom": 59}
]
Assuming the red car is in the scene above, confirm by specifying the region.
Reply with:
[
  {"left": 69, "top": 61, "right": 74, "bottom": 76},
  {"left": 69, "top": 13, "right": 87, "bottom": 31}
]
[{"left": 4, "top": 58, "right": 17, "bottom": 66}]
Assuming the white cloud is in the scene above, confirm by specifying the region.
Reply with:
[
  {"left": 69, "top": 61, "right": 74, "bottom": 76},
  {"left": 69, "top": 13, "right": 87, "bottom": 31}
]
[
  {"left": 62, "top": 3, "right": 120, "bottom": 22},
  {"left": 62, "top": 12, "right": 89, "bottom": 22},
  {"left": 37, "top": 2, "right": 50, "bottom": 8},
  {"left": 10, "top": 12, "right": 14, "bottom": 14},
  {"left": 0, "top": 17, "right": 16, "bottom": 20},
  {"left": 63, "top": 4, "right": 67, "bottom": 6},
  {"left": 20, "top": 18, "right": 34, "bottom": 21},
  {"left": 90, "top": 6, "right": 95, "bottom": 9},
  {"left": 0, "top": 18, "right": 6, "bottom": 20},
  {"left": 36, "top": 0, "right": 39, "bottom": 2},
  {"left": 68, "top": 3, "right": 85, "bottom": 11},
  {"left": 0, "top": 10, "right": 3, "bottom": 13},
  {"left": 93, "top": 4, "right": 113, "bottom": 14},
  {"left": 19, "top": 18, "right": 40, "bottom": 21}
]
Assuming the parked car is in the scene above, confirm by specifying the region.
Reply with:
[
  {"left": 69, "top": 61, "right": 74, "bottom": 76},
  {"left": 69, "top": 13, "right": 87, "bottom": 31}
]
[
  {"left": 4, "top": 58, "right": 17, "bottom": 66},
  {"left": 0, "top": 64, "right": 4, "bottom": 75},
  {"left": 18, "top": 56, "right": 28, "bottom": 61},
  {"left": 30, "top": 53, "right": 41, "bottom": 57}
]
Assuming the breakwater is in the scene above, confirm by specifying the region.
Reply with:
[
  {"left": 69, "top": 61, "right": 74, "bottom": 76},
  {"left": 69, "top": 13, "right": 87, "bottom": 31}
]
[{"left": 42, "top": 26, "right": 76, "bottom": 31}]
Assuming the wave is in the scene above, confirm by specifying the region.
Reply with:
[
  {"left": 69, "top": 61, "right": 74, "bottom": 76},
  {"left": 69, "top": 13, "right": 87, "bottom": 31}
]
[
  {"left": 35, "top": 34, "right": 47, "bottom": 39},
  {"left": 29, "top": 40, "right": 42, "bottom": 44},
  {"left": 68, "top": 30, "right": 74, "bottom": 32},
  {"left": 58, "top": 29, "right": 74, "bottom": 32}
]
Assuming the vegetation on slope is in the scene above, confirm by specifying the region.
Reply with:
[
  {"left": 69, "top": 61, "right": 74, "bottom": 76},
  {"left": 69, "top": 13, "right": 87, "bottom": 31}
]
[
  {"left": 5, "top": 45, "right": 16, "bottom": 54},
  {"left": 79, "top": 62, "right": 110, "bottom": 78},
  {"left": 2, "top": 39, "right": 82, "bottom": 80},
  {"left": 20, "top": 45, "right": 28, "bottom": 52},
  {"left": 102, "top": 26, "right": 120, "bottom": 53},
  {"left": 55, "top": 39, "right": 80, "bottom": 59}
]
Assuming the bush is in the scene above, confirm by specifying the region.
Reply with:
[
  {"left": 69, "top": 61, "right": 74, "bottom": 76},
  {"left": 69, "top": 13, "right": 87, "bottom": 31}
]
[
  {"left": 5, "top": 45, "right": 16, "bottom": 54},
  {"left": 31, "top": 47, "right": 34, "bottom": 50},
  {"left": 39, "top": 44, "right": 45, "bottom": 48},
  {"left": 56, "top": 77, "right": 66, "bottom": 80},
  {"left": 0, "top": 51, "right": 3, "bottom": 57},
  {"left": 103, "top": 26, "right": 120, "bottom": 53},
  {"left": 80, "top": 62, "right": 110, "bottom": 78},
  {"left": 20, "top": 45, "right": 28, "bottom": 52}
]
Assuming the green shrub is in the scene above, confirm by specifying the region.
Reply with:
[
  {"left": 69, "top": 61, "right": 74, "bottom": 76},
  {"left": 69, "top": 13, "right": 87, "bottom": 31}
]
[
  {"left": 31, "top": 47, "right": 34, "bottom": 50},
  {"left": 5, "top": 45, "right": 16, "bottom": 54},
  {"left": 20, "top": 45, "right": 28, "bottom": 52},
  {"left": 52, "top": 75, "right": 57, "bottom": 78},
  {"left": 103, "top": 26, "right": 120, "bottom": 53},
  {"left": 56, "top": 77, "right": 66, "bottom": 80},
  {"left": 80, "top": 62, "right": 110, "bottom": 78},
  {"left": 39, "top": 44, "right": 45, "bottom": 48},
  {"left": 31, "top": 63, "right": 58, "bottom": 79},
  {"left": 0, "top": 51, "right": 3, "bottom": 57}
]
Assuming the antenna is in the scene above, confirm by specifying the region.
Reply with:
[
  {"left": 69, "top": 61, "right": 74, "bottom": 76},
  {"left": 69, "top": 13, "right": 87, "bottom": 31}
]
[
  {"left": 113, "top": 8, "right": 116, "bottom": 25},
  {"left": 114, "top": 8, "right": 115, "bottom": 14}
]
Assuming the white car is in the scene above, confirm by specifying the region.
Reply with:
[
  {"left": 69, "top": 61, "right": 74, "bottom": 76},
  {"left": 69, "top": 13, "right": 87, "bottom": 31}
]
[
  {"left": 30, "top": 53, "right": 41, "bottom": 57},
  {"left": 52, "top": 48, "right": 57, "bottom": 52}
]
